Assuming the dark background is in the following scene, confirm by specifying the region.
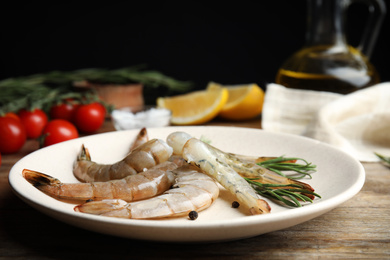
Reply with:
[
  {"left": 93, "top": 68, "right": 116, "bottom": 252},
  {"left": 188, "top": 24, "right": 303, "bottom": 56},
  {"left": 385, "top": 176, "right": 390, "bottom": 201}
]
[{"left": 1, "top": 2, "right": 389, "bottom": 99}]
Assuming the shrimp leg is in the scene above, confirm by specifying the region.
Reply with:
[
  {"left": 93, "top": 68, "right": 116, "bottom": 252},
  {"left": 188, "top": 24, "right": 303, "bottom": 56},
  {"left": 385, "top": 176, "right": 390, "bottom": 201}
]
[
  {"left": 74, "top": 164, "right": 219, "bottom": 219},
  {"left": 73, "top": 138, "right": 173, "bottom": 182},
  {"left": 23, "top": 161, "right": 178, "bottom": 202}
]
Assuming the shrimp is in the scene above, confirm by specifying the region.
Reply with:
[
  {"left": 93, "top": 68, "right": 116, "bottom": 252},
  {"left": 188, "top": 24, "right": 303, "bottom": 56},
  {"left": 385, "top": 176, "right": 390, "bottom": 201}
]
[
  {"left": 167, "top": 131, "right": 271, "bottom": 214},
  {"left": 167, "top": 132, "right": 296, "bottom": 162},
  {"left": 181, "top": 137, "right": 271, "bottom": 215},
  {"left": 129, "top": 127, "right": 149, "bottom": 151},
  {"left": 167, "top": 131, "right": 314, "bottom": 190},
  {"left": 74, "top": 164, "right": 219, "bottom": 219},
  {"left": 22, "top": 161, "right": 178, "bottom": 202},
  {"left": 73, "top": 138, "right": 173, "bottom": 182},
  {"left": 221, "top": 152, "right": 314, "bottom": 191}
]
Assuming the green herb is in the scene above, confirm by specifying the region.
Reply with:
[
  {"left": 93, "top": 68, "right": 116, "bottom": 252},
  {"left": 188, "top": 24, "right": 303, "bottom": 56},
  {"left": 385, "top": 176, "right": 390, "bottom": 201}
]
[
  {"left": 246, "top": 178, "right": 321, "bottom": 207},
  {"left": 374, "top": 152, "right": 390, "bottom": 167},
  {"left": 249, "top": 156, "right": 320, "bottom": 207},
  {"left": 257, "top": 156, "right": 317, "bottom": 180},
  {"left": 0, "top": 66, "right": 193, "bottom": 114}
]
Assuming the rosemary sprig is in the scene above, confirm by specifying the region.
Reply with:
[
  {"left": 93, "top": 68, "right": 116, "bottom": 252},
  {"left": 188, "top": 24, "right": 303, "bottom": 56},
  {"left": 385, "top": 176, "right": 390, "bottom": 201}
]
[
  {"left": 374, "top": 152, "right": 390, "bottom": 167},
  {"left": 0, "top": 66, "right": 193, "bottom": 90},
  {"left": 0, "top": 66, "right": 193, "bottom": 114},
  {"left": 258, "top": 156, "right": 317, "bottom": 180},
  {"left": 246, "top": 178, "right": 321, "bottom": 207}
]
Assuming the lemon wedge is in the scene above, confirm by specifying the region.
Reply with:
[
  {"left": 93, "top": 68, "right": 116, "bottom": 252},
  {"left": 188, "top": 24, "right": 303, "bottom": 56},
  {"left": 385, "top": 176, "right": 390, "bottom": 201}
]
[
  {"left": 156, "top": 87, "right": 228, "bottom": 125},
  {"left": 207, "top": 82, "right": 264, "bottom": 120}
]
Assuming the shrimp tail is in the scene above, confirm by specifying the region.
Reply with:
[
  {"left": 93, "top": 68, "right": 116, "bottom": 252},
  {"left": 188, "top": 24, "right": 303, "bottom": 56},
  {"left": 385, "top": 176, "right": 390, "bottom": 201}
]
[
  {"left": 22, "top": 169, "right": 73, "bottom": 201},
  {"left": 74, "top": 199, "right": 128, "bottom": 215},
  {"left": 252, "top": 200, "right": 271, "bottom": 215},
  {"left": 292, "top": 179, "right": 314, "bottom": 192},
  {"left": 77, "top": 144, "right": 91, "bottom": 162},
  {"left": 23, "top": 169, "right": 61, "bottom": 188},
  {"left": 129, "top": 127, "right": 149, "bottom": 151},
  {"left": 290, "top": 179, "right": 315, "bottom": 199}
]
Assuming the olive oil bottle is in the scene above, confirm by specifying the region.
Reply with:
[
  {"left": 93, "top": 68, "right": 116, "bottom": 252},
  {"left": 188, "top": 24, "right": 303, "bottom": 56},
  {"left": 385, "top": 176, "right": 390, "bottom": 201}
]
[{"left": 276, "top": 0, "right": 385, "bottom": 94}]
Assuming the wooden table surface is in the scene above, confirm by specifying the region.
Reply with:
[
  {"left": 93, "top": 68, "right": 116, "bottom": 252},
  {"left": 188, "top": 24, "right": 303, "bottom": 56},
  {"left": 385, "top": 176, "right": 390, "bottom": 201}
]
[{"left": 1, "top": 118, "right": 389, "bottom": 259}]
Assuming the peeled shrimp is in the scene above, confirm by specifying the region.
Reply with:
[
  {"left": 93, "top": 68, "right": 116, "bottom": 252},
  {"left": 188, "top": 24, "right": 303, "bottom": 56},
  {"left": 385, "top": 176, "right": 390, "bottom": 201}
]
[
  {"left": 23, "top": 161, "right": 178, "bottom": 202},
  {"left": 73, "top": 139, "right": 173, "bottom": 182},
  {"left": 181, "top": 137, "right": 271, "bottom": 215},
  {"left": 74, "top": 164, "right": 219, "bottom": 219}
]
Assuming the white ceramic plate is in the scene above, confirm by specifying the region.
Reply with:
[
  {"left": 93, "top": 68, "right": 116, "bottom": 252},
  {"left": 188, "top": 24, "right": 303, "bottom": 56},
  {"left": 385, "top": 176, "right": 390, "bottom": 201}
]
[{"left": 9, "top": 126, "right": 365, "bottom": 242}]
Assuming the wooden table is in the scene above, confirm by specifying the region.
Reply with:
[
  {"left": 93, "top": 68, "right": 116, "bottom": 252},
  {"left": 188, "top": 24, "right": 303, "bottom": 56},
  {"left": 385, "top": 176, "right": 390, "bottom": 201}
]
[{"left": 1, "top": 118, "right": 389, "bottom": 259}]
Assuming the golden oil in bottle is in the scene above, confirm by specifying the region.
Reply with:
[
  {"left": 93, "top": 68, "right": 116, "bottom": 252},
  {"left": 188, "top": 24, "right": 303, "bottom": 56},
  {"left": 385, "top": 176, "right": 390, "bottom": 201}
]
[
  {"left": 275, "top": 45, "right": 380, "bottom": 94},
  {"left": 275, "top": 0, "right": 385, "bottom": 94},
  {"left": 276, "top": 68, "right": 380, "bottom": 94}
]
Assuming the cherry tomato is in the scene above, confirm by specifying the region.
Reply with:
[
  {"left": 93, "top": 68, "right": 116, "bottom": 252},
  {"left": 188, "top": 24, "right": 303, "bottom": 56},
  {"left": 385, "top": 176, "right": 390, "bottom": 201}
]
[
  {"left": 41, "top": 119, "right": 79, "bottom": 147},
  {"left": 49, "top": 101, "right": 79, "bottom": 122},
  {"left": 18, "top": 108, "right": 48, "bottom": 139},
  {"left": 4, "top": 112, "right": 21, "bottom": 121},
  {"left": 73, "top": 102, "right": 106, "bottom": 133},
  {"left": 0, "top": 116, "right": 27, "bottom": 154}
]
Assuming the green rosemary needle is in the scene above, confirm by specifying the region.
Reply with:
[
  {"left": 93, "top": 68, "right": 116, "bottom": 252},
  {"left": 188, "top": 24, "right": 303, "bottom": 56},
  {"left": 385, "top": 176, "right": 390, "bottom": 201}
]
[
  {"left": 374, "top": 152, "right": 390, "bottom": 167},
  {"left": 257, "top": 156, "right": 317, "bottom": 179},
  {"left": 246, "top": 178, "right": 321, "bottom": 207}
]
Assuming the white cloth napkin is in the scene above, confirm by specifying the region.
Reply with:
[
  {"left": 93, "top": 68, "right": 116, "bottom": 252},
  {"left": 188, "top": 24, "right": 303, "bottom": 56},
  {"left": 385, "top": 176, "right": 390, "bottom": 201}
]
[{"left": 262, "top": 82, "right": 390, "bottom": 162}]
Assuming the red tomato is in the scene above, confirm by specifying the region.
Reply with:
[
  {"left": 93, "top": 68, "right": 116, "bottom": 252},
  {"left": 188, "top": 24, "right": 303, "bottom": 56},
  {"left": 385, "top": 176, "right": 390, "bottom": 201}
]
[
  {"left": 41, "top": 119, "right": 79, "bottom": 147},
  {"left": 49, "top": 101, "right": 79, "bottom": 122},
  {"left": 4, "top": 112, "right": 21, "bottom": 121},
  {"left": 18, "top": 109, "right": 48, "bottom": 139},
  {"left": 0, "top": 116, "right": 27, "bottom": 154},
  {"left": 73, "top": 102, "right": 106, "bottom": 133}
]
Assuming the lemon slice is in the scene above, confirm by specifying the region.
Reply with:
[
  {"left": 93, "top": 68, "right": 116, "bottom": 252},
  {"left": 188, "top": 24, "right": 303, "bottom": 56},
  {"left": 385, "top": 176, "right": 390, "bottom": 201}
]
[
  {"left": 156, "top": 87, "right": 228, "bottom": 125},
  {"left": 207, "top": 82, "right": 264, "bottom": 120}
]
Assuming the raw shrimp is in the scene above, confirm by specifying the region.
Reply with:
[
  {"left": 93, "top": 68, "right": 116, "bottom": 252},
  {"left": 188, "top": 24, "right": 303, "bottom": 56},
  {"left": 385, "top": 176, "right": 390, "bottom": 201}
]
[
  {"left": 167, "top": 131, "right": 314, "bottom": 190},
  {"left": 222, "top": 152, "right": 314, "bottom": 191},
  {"left": 181, "top": 137, "right": 271, "bottom": 215},
  {"left": 22, "top": 161, "right": 178, "bottom": 202},
  {"left": 74, "top": 164, "right": 219, "bottom": 219},
  {"left": 73, "top": 138, "right": 173, "bottom": 182},
  {"left": 129, "top": 127, "right": 149, "bottom": 151},
  {"left": 167, "top": 131, "right": 297, "bottom": 164}
]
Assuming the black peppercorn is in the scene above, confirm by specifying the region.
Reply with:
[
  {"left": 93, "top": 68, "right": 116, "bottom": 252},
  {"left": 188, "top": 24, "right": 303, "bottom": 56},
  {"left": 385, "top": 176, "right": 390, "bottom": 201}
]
[
  {"left": 188, "top": 210, "right": 198, "bottom": 220},
  {"left": 232, "top": 201, "right": 240, "bottom": 208}
]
